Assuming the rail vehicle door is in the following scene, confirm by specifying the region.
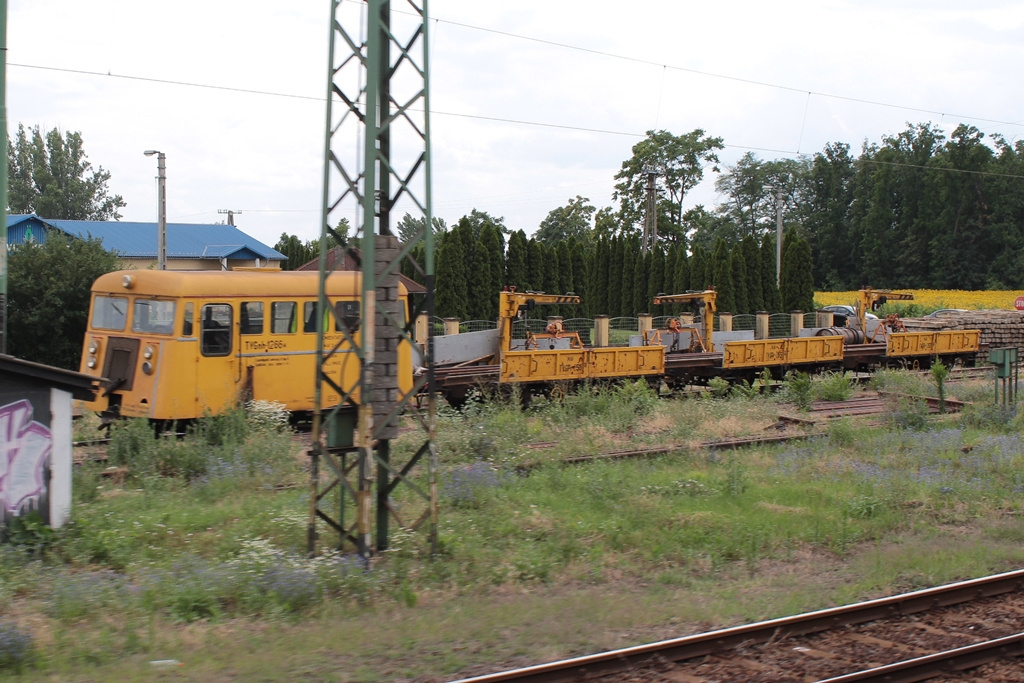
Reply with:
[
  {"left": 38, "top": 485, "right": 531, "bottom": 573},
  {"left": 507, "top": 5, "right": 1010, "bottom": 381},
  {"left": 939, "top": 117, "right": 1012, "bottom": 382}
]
[{"left": 196, "top": 302, "right": 240, "bottom": 414}]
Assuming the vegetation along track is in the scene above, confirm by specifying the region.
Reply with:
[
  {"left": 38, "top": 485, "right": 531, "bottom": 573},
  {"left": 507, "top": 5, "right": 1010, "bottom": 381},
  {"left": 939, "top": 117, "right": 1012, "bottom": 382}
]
[{"left": 451, "top": 569, "right": 1024, "bottom": 683}]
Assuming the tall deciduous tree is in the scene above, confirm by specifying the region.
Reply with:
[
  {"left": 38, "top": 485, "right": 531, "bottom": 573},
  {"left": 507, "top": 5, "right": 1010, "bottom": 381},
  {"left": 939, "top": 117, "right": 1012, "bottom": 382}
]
[
  {"left": 8, "top": 236, "right": 120, "bottom": 368},
  {"left": 535, "top": 196, "right": 596, "bottom": 245},
  {"left": 395, "top": 212, "right": 447, "bottom": 243},
  {"left": 613, "top": 129, "right": 724, "bottom": 234},
  {"left": 8, "top": 124, "right": 125, "bottom": 220}
]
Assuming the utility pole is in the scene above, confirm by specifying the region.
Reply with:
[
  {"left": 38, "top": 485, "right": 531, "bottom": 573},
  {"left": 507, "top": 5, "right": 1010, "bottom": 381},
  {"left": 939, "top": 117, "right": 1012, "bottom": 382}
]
[
  {"left": 217, "top": 209, "right": 242, "bottom": 226},
  {"left": 144, "top": 150, "right": 167, "bottom": 270},
  {"left": 767, "top": 186, "right": 786, "bottom": 287},
  {"left": 642, "top": 166, "right": 660, "bottom": 254}
]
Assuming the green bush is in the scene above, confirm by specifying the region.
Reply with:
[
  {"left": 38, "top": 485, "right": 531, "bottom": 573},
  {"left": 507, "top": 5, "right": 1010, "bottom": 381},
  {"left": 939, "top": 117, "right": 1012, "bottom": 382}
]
[
  {"left": 783, "top": 371, "right": 814, "bottom": 410},
  {"left": 814, "top": 371, "right": 854, "bottom": 402}
]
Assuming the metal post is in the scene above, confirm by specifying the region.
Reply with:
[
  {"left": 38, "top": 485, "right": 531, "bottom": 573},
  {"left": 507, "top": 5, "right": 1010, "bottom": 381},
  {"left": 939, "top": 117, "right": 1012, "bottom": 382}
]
[
  {"left": 642, "top": 166, "right": 659, "bottom": 254},
  {"left": 144, "top": 150, "right": 167, "bottom": 270},
  {"left": 774, "top": 187, "right": 785, "bottom": 288}
]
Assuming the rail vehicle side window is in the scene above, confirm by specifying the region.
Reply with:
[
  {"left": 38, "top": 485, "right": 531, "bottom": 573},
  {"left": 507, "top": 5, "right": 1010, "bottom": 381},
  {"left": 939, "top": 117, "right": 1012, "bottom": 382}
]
[
  {"left": 182, "top": 303, "right": 194, "bottom": 337},
  {"left": 201, "top": 304, "right": 233, "bottom": 357},
  {"left": 240, "top": 302, "right": 264, "bottom": 335},
  {"left": 302, "top": 302, "right": 339, "bottom": 333},
  {"left": 132, "top": 299, "right": 177, "bottom": 335},
  {"left": 91, "top": 296, "right": 128, "bottom": 331},
  {"left": 271, "top": 302, "right": 296, "bottom": 334},
  {"left": 335, "top": 300, "right": 360, "bottom": 333}
]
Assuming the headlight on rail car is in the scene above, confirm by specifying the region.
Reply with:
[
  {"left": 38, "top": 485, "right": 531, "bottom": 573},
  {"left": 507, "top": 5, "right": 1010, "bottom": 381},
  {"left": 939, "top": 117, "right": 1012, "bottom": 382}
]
[
  {"left": 142, "top": 361, "right": 153, "bottom": 375},
  {"left": 121, "top": 274, "right": 134, "bottom": 289},
  {"left": 87, "top": 356, "right": 97, "bottom": 369},
  {"left": 88, "top": 338, "right": 100, "bottom": 354},
  {"left": 143, "top": 345, "right": 154, "bottom": 360}
]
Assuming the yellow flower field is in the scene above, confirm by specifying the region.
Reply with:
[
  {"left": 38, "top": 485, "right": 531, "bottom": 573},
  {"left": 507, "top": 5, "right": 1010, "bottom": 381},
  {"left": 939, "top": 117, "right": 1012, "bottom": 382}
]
[{"left": 815, "top": 290, "right": 1024, "bottom": 311}]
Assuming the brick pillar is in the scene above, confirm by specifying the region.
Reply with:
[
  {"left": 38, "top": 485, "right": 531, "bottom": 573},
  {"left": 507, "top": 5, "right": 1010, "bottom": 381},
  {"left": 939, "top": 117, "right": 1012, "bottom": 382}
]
[
  {"left": 719, "top": 313, "right": 733, "bottom": 332},
  {"left": 374, "top": 235, "right": 401, "bottom": 440},
  {"left": 816, "top": 310, "right": 834, "bottom": 329},
  {"left": 443, "top": 318, "right": 460, "bottom": 336}
]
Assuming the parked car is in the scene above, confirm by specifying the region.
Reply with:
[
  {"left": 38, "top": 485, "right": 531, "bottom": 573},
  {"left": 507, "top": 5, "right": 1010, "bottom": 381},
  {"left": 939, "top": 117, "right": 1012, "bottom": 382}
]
[{"left": 820, "top": 305, "right": 877, "bottom": 326}]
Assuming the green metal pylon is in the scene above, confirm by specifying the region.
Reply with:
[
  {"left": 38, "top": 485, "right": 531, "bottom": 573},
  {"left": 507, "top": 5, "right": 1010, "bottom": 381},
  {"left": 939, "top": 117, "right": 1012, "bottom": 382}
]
[{"left": 309, "top": 0, "right": 437, "bottom": 562}]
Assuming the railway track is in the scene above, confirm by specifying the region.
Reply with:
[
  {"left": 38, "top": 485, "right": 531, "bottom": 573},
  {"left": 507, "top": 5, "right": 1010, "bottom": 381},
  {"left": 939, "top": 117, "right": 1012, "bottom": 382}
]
[{"left": 451, "top": 569, "right": 1024, "bottom": 683}]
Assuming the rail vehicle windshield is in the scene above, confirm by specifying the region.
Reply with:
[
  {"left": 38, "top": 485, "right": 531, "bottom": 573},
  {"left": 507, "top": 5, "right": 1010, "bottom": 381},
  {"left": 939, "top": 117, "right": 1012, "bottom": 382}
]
[
  {"left": 132, "top": 299, "right": 177, "bottom": 335},
  {"left": 91, "top": 296, "right": 128, "bottom": 331}
]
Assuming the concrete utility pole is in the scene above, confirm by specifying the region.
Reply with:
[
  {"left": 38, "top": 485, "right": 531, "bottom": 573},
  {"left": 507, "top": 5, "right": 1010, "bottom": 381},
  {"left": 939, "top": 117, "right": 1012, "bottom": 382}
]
[
  {"left": 642, "top": 166, "right": 660, "bottom": 253},
  {"left": 144, "top": 150, "right": 167, "bottom": 270},
  {"left": 767, "top": 186, "right": 786, "bottom": 287},
  {"left": 218, "top": 209, "right": 242, "bottom": 226}
]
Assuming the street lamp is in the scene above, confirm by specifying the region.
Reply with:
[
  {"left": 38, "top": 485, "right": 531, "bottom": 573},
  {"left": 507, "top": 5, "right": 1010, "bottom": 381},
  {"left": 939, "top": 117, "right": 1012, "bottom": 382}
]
[{"left": 144, "top": 150, "right": 167, "bottom": 270}]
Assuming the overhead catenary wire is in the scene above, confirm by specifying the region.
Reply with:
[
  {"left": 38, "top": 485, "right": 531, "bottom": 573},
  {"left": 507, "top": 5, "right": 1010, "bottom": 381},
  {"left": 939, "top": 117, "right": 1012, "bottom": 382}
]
[{"left": 10, "top": 8, "right": 1024, "bottom": 217}]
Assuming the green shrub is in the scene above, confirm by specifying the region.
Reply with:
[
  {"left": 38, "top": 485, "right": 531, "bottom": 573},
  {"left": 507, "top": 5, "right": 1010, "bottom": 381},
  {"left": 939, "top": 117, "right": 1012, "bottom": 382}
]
[
  {"left": 884, "top": 397, "right": 929, "bottom": 431},
  {"left": 783, "top": 371, "right": 814, "bottom": 410},
  {"left": 814, "top": 371, "right": 854, "bottom": 402}
]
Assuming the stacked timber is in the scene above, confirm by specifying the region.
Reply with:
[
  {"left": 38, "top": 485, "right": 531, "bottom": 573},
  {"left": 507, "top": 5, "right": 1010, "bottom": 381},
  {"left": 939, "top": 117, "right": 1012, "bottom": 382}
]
[{"left": 904, "top": 311, "right": 1024, "bottom": 352}]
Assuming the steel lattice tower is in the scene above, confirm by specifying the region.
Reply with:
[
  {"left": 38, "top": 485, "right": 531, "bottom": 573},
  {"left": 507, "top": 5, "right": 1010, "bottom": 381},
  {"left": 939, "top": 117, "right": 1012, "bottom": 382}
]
[{"left": 308, "top": 0, "right": 437, "bottom": 560}]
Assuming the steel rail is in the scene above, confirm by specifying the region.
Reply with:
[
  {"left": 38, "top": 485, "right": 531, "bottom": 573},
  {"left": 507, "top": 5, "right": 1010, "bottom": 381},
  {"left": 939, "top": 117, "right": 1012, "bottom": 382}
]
[
  {"left": 448, "top": 568, "right": 1024, "bottom": 683},
  {"left": 817, "top": 632, "right": 1024, "bottom": 682}
]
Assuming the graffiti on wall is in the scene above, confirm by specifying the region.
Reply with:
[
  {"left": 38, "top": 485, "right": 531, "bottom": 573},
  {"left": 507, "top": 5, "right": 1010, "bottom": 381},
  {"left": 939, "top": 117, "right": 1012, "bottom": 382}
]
[{"left": 0, "top": 399, "right": 52, "bottom": 517}]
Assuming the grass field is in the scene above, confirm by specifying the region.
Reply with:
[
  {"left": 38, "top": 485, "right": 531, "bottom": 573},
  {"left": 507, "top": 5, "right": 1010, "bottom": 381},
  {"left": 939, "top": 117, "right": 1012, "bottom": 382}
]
[{"left": 3, "top": 373, "right": 1024, "bottom": 680}]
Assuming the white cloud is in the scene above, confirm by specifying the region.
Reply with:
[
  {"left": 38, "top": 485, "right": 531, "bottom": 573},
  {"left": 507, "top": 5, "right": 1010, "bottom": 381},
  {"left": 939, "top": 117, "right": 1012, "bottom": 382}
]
[{"left": 8, "top": 0, "right": 1024, "bottom": 246}]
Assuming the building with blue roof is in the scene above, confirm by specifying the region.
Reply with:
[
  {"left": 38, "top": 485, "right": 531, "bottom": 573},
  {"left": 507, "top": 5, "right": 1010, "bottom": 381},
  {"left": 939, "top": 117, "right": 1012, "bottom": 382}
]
[{"left": 6, "top": 214, "right": 285, "bottom": 270}]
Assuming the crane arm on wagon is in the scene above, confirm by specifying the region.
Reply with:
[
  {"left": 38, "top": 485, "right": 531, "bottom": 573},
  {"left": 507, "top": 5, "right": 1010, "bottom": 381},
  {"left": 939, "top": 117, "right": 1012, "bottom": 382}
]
[
  {"left": 653, "top": 290, "right": 717, "bottom": 351},
  {"left": 498, "top": 288, "right": 581, "bottom": 352},
  {"left": 856, "top": 288, "right": 914, "bottom": 333}
]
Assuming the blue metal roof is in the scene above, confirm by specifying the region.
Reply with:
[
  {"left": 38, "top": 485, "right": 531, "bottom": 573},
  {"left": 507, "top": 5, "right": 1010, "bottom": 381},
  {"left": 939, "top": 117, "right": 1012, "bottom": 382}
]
[{"left": 6, "top": 214, "right": 285, "bottom": 261}]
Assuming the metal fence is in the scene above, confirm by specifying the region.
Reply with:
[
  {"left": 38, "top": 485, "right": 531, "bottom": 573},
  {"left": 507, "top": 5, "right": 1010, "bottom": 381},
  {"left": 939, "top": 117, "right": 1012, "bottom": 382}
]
[
  {"left": 510, "top": 318, "right": 548, "bottom": 339},
  {"left": 768, "top": 313, "right": 792, "bottom": 338},
  {"left": 461, "top": 319, "right": 498, "bottom": 333},
  {"left": 733, "top": 314, "right": 756, "bottom": 331},
  {"left": 803, "top": 312, "right": 818, "bottom": 328}
]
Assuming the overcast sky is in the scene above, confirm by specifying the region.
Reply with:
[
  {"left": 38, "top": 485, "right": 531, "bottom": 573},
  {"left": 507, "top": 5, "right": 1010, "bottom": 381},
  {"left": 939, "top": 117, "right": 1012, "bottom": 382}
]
[{"left": 9, "top": 1, "right": 1024, "bottom": 248}]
